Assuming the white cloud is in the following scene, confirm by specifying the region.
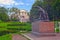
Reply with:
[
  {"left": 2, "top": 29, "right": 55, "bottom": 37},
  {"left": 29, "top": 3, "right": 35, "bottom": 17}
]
[
  {"left": 14, "top": 1, "right": 24, "bottom": 6},
  {"left": 0, "top": 0, "right": 15, "bottom": 5},
  {"left": 26, "top": 4, "right": 30, "bottom": 6},
  {"left": 19, "top": 2, "right": 24, "bottom": 5},
  {"left": 0, "top": 4, "right": 4, "bottom": 7},
  {"left": 14, "top": 3, "right": 19, "bottom": 5},
  {"left": 0, "top": 0, "right": 30, "bottom": 7},
  {"left": 6, "top": 5, "right": 12, "bottom": 8}
]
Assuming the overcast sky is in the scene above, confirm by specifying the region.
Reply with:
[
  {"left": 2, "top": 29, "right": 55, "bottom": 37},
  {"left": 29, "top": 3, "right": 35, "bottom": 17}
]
[{"left": 0, "top": 0, "right": 35, "bottom": 12}]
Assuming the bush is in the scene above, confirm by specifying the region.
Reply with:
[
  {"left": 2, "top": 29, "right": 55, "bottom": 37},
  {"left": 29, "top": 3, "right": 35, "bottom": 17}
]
[
  {"left": 6, "top": 30, "right": 17, "bottom": 33},
  {"left": 0, "top": 31, "right": 10, "bottom": 36},
  {"left": 7, "top": 28, "right": 20, "bottom": 30},
  {"left": 0, "top": 20, "right": 3, "bottom": 23},
  {"left": 0, "top": 30, "right": 17, "bottom": 36},
  {"left": 56, "top": 28, "right": 59, "bottom": 33},
  {"left": 7, "top": 24, "right": 27, "bottom": 26}
]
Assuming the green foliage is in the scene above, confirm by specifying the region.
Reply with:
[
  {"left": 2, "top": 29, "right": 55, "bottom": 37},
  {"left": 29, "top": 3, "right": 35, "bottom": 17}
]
[
  {"left": 30, "top": 1, "right": 43, "bottom": 21},
  {"left": 0, "top": 7, "right": 9, "bottom": 21},
  {"left": 9, "top": 7, "right": 20, "bottom": 21},
  {"left": 53, "top": 0, "right": 60, "bottom": 21},
  {"left": 11, "top": 18, "right": 19, "bottom": 21},
  {"left": 0, "top": 22, "right": 31, "bottom": 32},
  {"left": 0, "top": 20, "right": 3, "bottom": 23},
  {"left": 43, "top": 0, "right": 60, "bottom": 21},
  {"left": 0, "top": 28, "right": 7, "bottom": 31},
  {"left": 0, "top": 34, "right": 12, "bottom": 40},
  {"left": 0, "top": 22, "right": 31, "bottom": 40},
  {"left": 56, "top": 28, "right": 59, "bottom": 33},
  {"left": 0, "top": 31, "right": 10, "bottom": 36},
  {"left": 30, "top": 0, "right": 60, "bottom": 21},
  {"left": 9, "top": 7, "right": 19, "bottom": 13}
]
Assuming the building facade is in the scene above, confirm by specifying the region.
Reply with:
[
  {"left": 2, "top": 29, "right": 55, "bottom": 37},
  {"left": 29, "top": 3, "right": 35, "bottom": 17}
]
[{"left": 10, "top": 10, "right": 29, "bottom": 22}]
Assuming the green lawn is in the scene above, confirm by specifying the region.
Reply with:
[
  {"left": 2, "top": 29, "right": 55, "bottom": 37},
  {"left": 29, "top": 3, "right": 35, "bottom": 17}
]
[
  {"left": 0, "top": 22, "right": 31, "bottom": 40},
  {"left": 0, "top": 21, "right": 59, "bottom": 40},
  {"left": 0, "top": 28, "right": 7, "bottom": 31},
  {"left": 0, "top": 34, "right": 12, "bottom": 40},
  {"left": 0, "top": 22, "right": 31, "bottom": 31}
]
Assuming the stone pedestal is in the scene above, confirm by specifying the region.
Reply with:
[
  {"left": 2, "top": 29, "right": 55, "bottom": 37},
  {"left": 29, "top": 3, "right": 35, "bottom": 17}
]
[{"left": 32, "top": 21, "right": 56, "bottom": 36}]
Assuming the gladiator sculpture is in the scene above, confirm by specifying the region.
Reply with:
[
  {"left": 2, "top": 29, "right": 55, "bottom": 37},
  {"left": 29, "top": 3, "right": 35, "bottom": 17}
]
[{"left": 33, "top": 6, "right": 49, "bottom": 21}]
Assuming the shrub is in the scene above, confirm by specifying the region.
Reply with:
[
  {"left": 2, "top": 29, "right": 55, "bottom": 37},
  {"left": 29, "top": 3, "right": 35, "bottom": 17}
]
[
  {"left": 7, "top": 24, "right": 27, "bottom": 26},
  {"left": 0, "top": 31, "right": 10, "bottom": 36},
  {"left": 0, "top": 20, "right": 3, "bottom": 23},
  {"left": 56, "top": 28, "right": 59, "bottom": 33}
]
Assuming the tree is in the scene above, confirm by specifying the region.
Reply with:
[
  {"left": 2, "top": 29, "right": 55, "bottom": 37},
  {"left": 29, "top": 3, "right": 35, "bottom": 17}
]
[
  {"left": 30, "top": 0, "right": 60, "bottom": 21},
  {"left": 9, "top": 7, "right": 20, "bottom": 21},
  {"left": 0, "top": 7, "right": 9, "bottom": 21},
  {"left": 52, "top": 0, "right": 60, "bottom": 21},
  {"left": 9, "top": 7, "right": 19, "bottom": 14},
  {"left": 30, "top": 0, "right": 43, "bottom": 22},
  {"left": 43, "top": 0, "right": 60, "bottom": 21}
]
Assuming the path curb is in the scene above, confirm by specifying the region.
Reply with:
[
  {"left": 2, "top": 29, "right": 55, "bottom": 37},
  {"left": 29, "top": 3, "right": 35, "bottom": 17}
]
[{"left": 21, "top": 34, "right": 33, "bottom": 40}]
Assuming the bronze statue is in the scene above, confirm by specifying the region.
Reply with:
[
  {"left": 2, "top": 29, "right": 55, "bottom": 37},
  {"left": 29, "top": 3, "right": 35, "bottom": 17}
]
[{"left": 33, "top": 6, "right": 49, "bottom": 21}]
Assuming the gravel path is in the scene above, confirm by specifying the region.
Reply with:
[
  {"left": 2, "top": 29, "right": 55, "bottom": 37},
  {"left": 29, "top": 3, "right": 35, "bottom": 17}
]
[{"left": 12, "top": 34, "right": 28, "bottom": 40}]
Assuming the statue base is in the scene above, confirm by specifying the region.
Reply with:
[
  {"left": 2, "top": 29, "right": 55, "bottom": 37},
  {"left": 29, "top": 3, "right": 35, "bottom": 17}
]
[{"left": 32, "top": 21, "right": 56, "bottom": 36}]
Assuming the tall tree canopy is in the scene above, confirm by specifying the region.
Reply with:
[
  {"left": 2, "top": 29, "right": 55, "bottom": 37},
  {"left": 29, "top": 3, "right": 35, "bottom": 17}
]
[
  {"left": 9, "top": 7, "right": 20, "bottom": 14},
  {"left": 30, "top": 0, "right": 60, "bottom": 21},
  {"left": 30, "top": 0, "right": 43, "bottom": 22},
  {"left": 0, "top": 7, "right": 9, "bottom": 21},
  {"left": 9, "top": 7, "right": 20, "bottom": 21}
]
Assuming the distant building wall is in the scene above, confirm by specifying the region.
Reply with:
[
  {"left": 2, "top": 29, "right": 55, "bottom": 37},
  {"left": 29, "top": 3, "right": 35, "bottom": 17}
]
[{"left": 10, "top": 10, "right": 29, "bottom": 22}]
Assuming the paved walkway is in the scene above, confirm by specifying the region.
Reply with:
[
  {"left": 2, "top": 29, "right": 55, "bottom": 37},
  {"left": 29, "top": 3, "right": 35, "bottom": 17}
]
[
  {"left": 23, "top": 33, "right": 60, "bottom": 40},
  {"left": 12, "top": 34, "right": 28, "bottom": 40}
]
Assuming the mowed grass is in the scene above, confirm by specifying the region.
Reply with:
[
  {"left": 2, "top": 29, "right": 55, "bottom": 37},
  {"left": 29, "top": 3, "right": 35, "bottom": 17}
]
[
  {"left": 0, "top": 22, "right": 31, "bottom": 31},
  {"left": 0, "top": 28, "right": 7, "bottom": 31},
  {"left": 0, "top": 22, "right": 31, "bottom": 40},
  {"left": 0, "top": 34, "right": 12, "bottom": 40}
]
